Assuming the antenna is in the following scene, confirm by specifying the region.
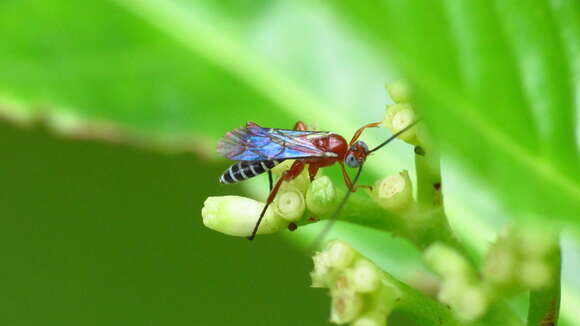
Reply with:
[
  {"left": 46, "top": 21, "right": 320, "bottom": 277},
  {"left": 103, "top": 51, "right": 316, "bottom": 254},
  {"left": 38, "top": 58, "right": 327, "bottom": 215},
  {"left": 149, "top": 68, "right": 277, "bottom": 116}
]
[{"left": 368, "top": 119, "right": 421, "bottom": 154}]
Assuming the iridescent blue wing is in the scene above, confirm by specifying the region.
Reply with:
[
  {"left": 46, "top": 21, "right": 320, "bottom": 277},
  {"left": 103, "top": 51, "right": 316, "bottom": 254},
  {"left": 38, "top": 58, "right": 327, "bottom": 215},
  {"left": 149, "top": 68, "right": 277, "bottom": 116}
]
[{"left": 217, "top": 123, "right": 335, "bottom": 161}]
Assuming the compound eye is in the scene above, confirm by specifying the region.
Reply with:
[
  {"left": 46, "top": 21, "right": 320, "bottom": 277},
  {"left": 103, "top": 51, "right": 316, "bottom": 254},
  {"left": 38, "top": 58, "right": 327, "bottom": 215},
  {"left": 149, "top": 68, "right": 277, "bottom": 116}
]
[
  {"left": 345, "top": 153, "right": 359, "bottom": 168},
  {"left": 357, "top": 141, "right": 369, "bottom": 152}
]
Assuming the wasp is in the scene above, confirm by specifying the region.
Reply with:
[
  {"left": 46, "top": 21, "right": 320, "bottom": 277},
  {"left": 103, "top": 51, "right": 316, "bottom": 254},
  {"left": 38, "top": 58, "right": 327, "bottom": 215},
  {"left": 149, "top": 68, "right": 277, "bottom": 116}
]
[{"left": 217, "top": 120, "right": 418, "bottom": 240}]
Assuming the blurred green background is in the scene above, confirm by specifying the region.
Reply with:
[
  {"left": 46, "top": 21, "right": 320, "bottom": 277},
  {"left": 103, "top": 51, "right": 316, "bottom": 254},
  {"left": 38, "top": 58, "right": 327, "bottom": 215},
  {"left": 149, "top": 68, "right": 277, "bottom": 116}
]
[
  {"left": 0, "top": 122, "right": 332, "bottom": 325},
  {"left": 1, "top": 0, "right": 579, "bottom": 325}
]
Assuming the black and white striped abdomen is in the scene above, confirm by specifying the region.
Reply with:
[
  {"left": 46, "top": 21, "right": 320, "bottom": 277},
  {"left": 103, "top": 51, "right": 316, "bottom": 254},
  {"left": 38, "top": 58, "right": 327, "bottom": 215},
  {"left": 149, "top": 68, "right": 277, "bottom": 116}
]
[{"left": 219, "top": 160, "right": 283, "bottom": 184}]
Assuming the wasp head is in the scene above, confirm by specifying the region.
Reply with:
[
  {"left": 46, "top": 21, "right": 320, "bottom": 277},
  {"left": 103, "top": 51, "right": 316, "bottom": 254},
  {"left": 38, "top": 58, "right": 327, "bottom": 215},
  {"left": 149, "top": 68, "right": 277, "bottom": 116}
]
[{"left": 345, "top": 141, "right": 369, "bottom": 168}]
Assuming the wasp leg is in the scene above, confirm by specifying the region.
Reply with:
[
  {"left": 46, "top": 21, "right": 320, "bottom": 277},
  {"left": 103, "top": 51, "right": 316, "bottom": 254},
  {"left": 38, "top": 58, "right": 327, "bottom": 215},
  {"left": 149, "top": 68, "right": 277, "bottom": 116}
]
[
  {"left": 248, "top": 161, "right": 305, "bottom": 240},
  {"left": 308, "top": 165, "right": 320, "bottom": 182},
  {"left": 268, "top": 170, "right": 273, "bottom": 192},
  {"left": 339, "top": 161, "right": 372, "bottom": 192}
]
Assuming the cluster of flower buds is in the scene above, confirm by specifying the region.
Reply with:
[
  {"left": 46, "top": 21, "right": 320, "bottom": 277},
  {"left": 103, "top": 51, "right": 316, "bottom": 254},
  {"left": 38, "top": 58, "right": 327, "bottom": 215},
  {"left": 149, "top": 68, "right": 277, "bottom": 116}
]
[
  {"left": 424, "top": 227, "right": 558, "bottom": 322},
  {"left": 311, "top": 240, "right": 401, "bottom": 325},
  {"left": 424, "top": 243, "right": 489, "bottom": 321},
  {"left": 483, "top": 226, "right": 558, "bottom": 291},
  {"left": 201, "top": 162, "right": 340, "bottom": 237}
]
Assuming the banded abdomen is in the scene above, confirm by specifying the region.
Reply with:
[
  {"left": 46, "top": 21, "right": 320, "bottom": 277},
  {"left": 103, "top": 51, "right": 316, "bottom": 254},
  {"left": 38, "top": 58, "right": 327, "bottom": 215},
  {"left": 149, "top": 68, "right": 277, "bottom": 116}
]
[{"left": 219, "top": 160, "right": 283, "bottom": 184}]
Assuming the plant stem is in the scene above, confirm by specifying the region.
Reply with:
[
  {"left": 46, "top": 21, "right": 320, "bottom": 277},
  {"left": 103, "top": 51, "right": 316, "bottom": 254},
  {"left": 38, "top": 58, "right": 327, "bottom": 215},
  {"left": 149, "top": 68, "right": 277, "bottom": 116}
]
[
  {"left": 527, "top": 239, "right": 561, "bottom": 326},
  {"left": 415, "top": 145, "right": 442, "bottom": 208},
  {"left": 385, "top": 271, "right": 478, "bottom": 326},
  {"left": 413, "top": 145, "right": 468, "bottom": 256}
]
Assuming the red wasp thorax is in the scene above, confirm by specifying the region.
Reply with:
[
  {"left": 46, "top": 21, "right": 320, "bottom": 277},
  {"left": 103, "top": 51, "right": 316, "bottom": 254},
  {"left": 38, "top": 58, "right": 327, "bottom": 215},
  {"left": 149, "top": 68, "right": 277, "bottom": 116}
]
[{"left": 308, "top": 134, "right": 348, "bottom": 167}]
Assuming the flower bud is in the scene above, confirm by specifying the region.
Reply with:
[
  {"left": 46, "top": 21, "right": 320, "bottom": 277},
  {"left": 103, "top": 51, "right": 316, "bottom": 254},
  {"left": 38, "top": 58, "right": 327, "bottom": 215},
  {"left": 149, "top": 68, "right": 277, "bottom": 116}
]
[
  {"left": 325, "top": 240, "right": 358, "bottom": 268},
  {"left": 517, "top": 228, "right": 557, "bottom": 259},
  {"left": 454, "top": 286, "right": 488, "bottom": 321},
  {"left": 306, "top": 176, "right": 338, "bottom": 215},
  {"left": 424, "top": 243, "right": 472, "bottom": 279},
  {"left": 483, "top": 250, "right": 516, "bottom": 285},
  {"left": 386, "top": 80, "right": 411, "bottom": 103},
  {"left": 201, "top": 196, "right": 285, "bottom": 237},
  {"left": 520, "top": 259, "right": 552, "bottom": 289},
  {"left": 311, "top": 251, "right": 332, "bottom": 288},
  {"left": 372, "top": 170, "right": 414, "bottom": 212},
  {"left": 383, "top": 103, "right": 418, "bottom": 144},
  {"left": 273, "top": 185, "right": 305, "bottom": 221},
  {"left": 484, "top": 226, "right": 557, "bottom": 291},
  {"left": 330, "top": 289, "right": 364, "bottom": 324},
  {"left": 351, "top": 259, "right": 381, "bottom": 293}
]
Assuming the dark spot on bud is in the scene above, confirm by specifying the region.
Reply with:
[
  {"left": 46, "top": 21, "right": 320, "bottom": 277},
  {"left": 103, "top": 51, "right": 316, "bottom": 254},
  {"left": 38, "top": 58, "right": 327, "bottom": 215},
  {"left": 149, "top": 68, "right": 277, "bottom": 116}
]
[
  {"left": 414, "top": 146, "right": 426, "bottom": 156},
  {"left": 434, "top": 182, "right": 441, "bottom": 191},
  {"left": 288, "top": 222, "right": 298, "bottom": 231}
]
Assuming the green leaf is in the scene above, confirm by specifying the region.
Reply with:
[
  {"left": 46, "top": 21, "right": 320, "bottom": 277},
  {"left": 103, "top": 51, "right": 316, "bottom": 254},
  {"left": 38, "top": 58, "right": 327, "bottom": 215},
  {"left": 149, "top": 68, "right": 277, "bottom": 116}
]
[
  {"left": 325, "top": 0, "right": 580, "bottom": 231},
  {"left": 0, "top": 0, "right": 296, "bottom": 148}
]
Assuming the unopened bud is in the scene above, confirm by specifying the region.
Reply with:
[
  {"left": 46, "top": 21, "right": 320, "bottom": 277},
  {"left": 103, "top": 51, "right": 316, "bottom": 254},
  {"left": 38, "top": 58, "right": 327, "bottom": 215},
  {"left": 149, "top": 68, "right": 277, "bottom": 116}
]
[
  {"left": 311, "top": 251, "right": 332, "bottom": 288},
  {"left": 325, "top": 240, "right": 358, "bottom": 268},
  {"left": 455, "top": 286, "right": 488, "bottom": 321},
  {"left": 520, "top": 259, "right": 552, "bottom": 289},
  {"left": 372, "top": 170, "right": 414, "bottom": 212},
  {"left": 351, "top": 259, "right": 381, "bottom": 293},
  {"left": 384, "top": 103, "right": 418, "bottom": 144},
  {"left": 386, "top": 80, "right": 411, "bottom": 103},
  {"left": 201, "top": 196, "right": 285, "bottom": 237},
  {"left": 306, "top": 176, "right": 338, "bottom": 215},
  {"left": 483, "top": 250, "right": 516, "bottom": 285},
  {"left": 330, "top": 289, "right": 364, "bottom": 324},
  {"left": 424, "top": 243, "right": 472, "bottom": 278},
  {"left": 274, "top": 185, "right": 305, "bottom": 221},
  {"left": 517, "top": 229, "right": 556, "bottom": 259}
]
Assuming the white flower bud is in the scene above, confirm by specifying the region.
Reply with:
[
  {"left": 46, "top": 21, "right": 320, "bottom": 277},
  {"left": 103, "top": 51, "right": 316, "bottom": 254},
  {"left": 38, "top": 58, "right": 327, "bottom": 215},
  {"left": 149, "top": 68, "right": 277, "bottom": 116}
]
[
  {"left": 386, "top": 80, "right": 411, "bottom": 103},
  {"left": 520, "top": 259, "right": 552, "bottom": 289},
  {"left": 330, "top": 289, "right": 364, "bottom": 324},
  {"left": 273, "top": 185, "right": 305, "bottom": 221},
  {"left": 383, "top": 103, "right": 418, "bottom": 144},
  {"left": 454, "top": 286, "right": 488, "bottom": 321},
  {"left": 351, "top": 259, "right": 381, "bottom": 293},
  {"left": 306, "top": 176, "right": 338, "bottom": 215},
  {"left": 483, "top": 250, "right": 516, "bottom": 285},
  {"left": 325, "top": 240, "right": 358, "bottom": 268},
  {"left": 372, "top": 170, "right": 414, "bottom": 212},
  {"left": 311, "top": 251, "right": 332, "bottom": 288},
  {"left": 201, "top": 196, "right": 285, "bottom": 237},
  {"left": 517, "top": 228, "right": 556, "bottom": 259},
  {"left": 424, "top": 243, "right": 472, "bottom": 279}
]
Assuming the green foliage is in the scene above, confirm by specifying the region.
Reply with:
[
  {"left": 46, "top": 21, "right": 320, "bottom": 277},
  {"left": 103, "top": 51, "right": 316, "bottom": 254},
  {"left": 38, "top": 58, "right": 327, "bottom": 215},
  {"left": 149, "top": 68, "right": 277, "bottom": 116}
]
[{"left": 327, "top": 0, "right": 580, "bottom": 228}]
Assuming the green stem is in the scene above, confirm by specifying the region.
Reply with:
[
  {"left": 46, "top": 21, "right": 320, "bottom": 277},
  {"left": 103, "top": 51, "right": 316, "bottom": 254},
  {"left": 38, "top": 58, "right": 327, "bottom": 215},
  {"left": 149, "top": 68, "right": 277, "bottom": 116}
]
[
  {"left": 413, "top": 145, "right": 468, "bottom": 256},
  {"left": 385, "top": 271, "right": 478, "bottom": 326},
  {"left": 415, "top": 145, "right": 442, "bottom": 208},
  {"left": 527, "top": 239, "right": 561, "bottom": 326}
]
